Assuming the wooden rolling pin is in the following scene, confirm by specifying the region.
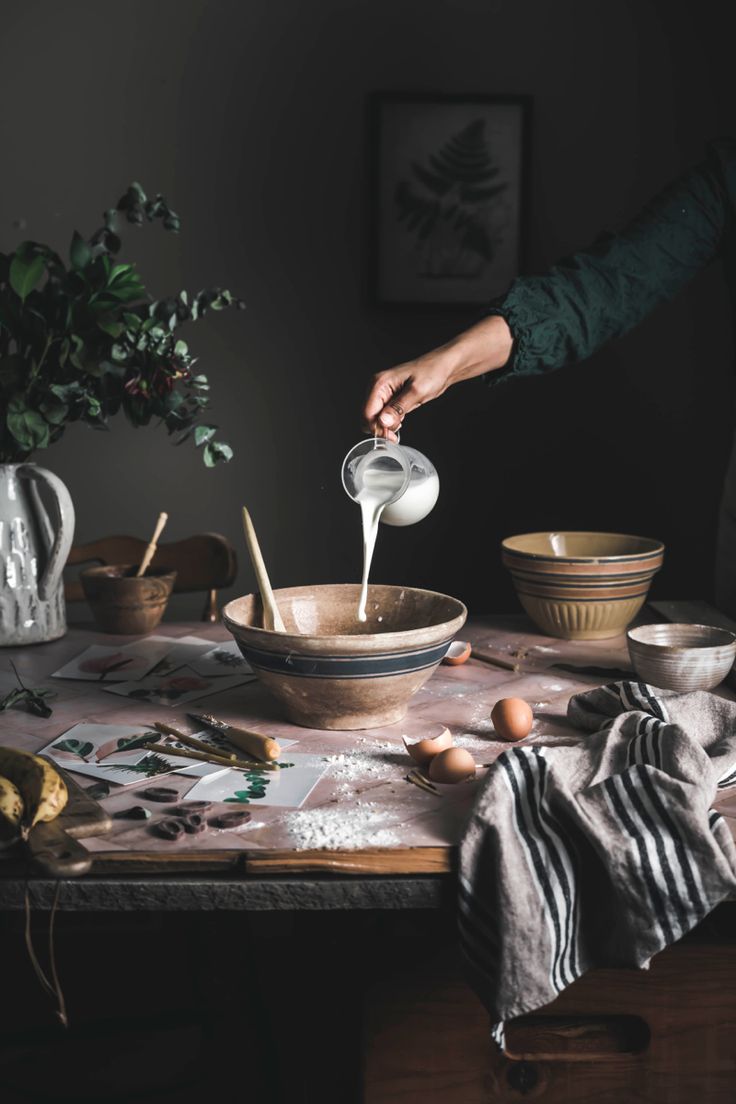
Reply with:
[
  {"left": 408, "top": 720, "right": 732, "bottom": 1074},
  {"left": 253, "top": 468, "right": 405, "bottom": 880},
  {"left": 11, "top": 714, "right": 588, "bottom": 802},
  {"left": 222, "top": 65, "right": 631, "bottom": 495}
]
[{"left": 188, "top": 712, "right": 281, "bottom": 763}]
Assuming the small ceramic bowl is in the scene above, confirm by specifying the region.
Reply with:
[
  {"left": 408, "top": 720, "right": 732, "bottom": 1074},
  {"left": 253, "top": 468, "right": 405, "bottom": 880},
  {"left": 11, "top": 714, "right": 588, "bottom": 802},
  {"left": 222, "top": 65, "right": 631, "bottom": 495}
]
[
  {"left": 223, "top": 583, "right": 467, "bottom": 729},
  {"left": 627, "top": 623, "right": 736, "bottom": 692},
  {"left": 81, "top": 564, "right": 177, "bottom": 635},
  {"left": 502, "top": 531, "right": 665, "bottom": 640}
]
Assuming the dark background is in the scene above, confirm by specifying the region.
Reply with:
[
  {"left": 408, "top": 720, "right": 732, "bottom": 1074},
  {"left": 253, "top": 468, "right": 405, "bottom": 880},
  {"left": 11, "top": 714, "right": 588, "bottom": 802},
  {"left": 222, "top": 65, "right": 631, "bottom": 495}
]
[
  {"left": 2, "top": 0, "right": 735, "bottom": 617},
  {"left": 1, "top": 4, "right": 735, "bottom": 1100}
]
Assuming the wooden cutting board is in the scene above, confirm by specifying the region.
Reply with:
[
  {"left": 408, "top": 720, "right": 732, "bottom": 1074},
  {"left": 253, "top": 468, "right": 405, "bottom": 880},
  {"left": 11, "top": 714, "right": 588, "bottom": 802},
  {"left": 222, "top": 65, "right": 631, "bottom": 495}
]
[{"left": 24, "top": 762, "right": 112, "bottom": 877}]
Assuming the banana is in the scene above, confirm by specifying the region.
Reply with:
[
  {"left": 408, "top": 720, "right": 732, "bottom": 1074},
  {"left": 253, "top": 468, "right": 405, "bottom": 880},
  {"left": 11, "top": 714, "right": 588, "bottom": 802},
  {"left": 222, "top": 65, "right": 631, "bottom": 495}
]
[
  {"left": 0, "top": 774, "right": 24, "bottom": 845},
  {"left": 0, "top": 748, "right": 67, "bottom": 837}
]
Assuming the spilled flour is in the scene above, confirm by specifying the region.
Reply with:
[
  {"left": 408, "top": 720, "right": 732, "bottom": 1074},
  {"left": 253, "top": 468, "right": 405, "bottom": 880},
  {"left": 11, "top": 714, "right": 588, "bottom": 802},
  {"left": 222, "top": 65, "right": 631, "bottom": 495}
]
[{"left": 285, "top": 802, "right": 402, "bottom": 850}]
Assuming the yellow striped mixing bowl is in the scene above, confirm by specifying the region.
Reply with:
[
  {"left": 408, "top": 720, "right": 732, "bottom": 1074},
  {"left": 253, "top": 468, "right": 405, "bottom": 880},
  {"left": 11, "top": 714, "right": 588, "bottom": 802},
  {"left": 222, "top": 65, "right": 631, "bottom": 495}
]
[{"left": 501, "top": 531, "right": 665, "bottom": 640}]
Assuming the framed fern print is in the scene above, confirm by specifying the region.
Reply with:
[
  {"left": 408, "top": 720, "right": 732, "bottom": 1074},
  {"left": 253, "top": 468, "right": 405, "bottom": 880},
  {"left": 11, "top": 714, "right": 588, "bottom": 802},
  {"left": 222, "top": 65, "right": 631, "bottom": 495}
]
[{"left": 371, "top": 93, "right": 531, "bottom": 305}]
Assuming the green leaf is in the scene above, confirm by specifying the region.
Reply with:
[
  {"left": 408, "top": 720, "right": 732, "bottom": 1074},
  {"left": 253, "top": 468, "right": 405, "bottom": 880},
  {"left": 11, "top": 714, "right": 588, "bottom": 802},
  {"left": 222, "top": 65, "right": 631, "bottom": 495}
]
[
  {"left": 40, "top": 398, "right": 69, "bottom": 425},
  {"left": 174, "top": 340, "right": 188, "bottom": 357},
  {"left": 9, "top": 252, "right": 45, "bottom": 301},
  {"left": 70, "top": 231, "right": 92, "bottom": 270},
  {"left": 108, "top": 263, "right": 135, "bottom": 284},
  {"left": 97, "top": 318, "right": 124, "bottom": 338},
  {"left": 194, "top": 424, "right": 217, "bottom": 447},
  {"left": 111, "top": 342, "right": 129, "bottom": 363},
  {"left": 203, "top": 440, "right": 233, "bottom": 467},
  {"left": 7, "top": 397, "right": 50, "bottom": 451}
]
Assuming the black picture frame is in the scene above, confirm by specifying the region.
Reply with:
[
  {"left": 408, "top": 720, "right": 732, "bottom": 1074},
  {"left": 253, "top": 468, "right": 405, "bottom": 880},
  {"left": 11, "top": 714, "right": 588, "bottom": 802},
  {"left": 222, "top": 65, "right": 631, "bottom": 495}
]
[{"left": 370, "top": 92, "right": 531, "bottom": 307}]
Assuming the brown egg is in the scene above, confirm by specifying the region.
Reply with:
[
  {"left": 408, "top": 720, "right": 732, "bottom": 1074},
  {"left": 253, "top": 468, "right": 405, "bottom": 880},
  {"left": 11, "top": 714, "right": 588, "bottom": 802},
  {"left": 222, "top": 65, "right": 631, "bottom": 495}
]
[
  {"left": 442, "top": 640, "right": 472, "bottom": 666},
  {"left": 491, "top": 697, "right": 534, "bottom": 742},
  {"left": 404, "top": 727, "right": 453, "bottom": 767},
  {"left": 428, "top": 747, "right": 476, "bottom": 784}
]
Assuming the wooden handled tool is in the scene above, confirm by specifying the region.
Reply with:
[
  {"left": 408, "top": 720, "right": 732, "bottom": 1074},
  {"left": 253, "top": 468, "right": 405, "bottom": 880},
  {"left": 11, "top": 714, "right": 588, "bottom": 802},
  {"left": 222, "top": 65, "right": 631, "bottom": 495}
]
[
  {"left": 153, "top": 721, "right": 280, "bottom": 767},
  {"left": 143, "top": 741, "right": 279, "bottom": 772},
  {"left": 214, "top": 723, "right": 280, "bottom": 763},
  {"left": 136, "top": 511, "right": 169, "bottom": 578},
  {"left": 241, "top": 507, "right": 286, "bottom": 632},
  {"left": 188, "top": 711, "right": 281, "bottom": 763}
]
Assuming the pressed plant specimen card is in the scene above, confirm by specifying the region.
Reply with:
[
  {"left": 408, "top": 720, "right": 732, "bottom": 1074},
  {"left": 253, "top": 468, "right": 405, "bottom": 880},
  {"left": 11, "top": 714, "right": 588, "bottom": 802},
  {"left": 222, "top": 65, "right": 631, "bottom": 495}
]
[
  {"left": 102, "top": 670, "right": 250, "bottom": 706},
  {"left": 188, "top": 641, "right": 253, "bottom": 677},
  {"left": 40, "top": 722, "right": 233, "bottom": 786},
  {"left": 184, "top": 753, "right": 327, "bottom": 808},
  {"left": 51, "top": 640, "right": 172, "bottom": 681}
]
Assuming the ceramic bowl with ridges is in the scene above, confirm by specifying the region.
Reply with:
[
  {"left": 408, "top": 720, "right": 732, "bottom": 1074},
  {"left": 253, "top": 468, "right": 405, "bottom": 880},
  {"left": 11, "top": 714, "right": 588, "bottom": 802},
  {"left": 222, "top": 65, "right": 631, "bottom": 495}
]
[
  {"left": 501, "top": 531, "right": 665, "bottom": 640},
  {"left": 223, "top": 583, "right": 467, "bottom": 729},
  {"left": 627, "top": 623, "right": 736, "bottom": 691}
]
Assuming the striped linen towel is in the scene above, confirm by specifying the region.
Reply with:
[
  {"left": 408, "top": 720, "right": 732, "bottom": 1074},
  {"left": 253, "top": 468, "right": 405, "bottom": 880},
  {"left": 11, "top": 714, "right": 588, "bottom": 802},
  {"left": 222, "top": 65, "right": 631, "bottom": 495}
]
[{"left": 458, "top": 680, "right": 736, "bottom": 1048}]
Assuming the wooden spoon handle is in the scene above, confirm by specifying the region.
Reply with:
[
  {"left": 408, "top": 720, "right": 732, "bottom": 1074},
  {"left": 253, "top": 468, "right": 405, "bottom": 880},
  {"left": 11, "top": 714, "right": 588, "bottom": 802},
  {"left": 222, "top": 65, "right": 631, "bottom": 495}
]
[
  {"left": 241, "top": 507, "right": 286, "bottom": 632},
  {"left": 136, "top": 511, "right": 169, "bottom": 578}
]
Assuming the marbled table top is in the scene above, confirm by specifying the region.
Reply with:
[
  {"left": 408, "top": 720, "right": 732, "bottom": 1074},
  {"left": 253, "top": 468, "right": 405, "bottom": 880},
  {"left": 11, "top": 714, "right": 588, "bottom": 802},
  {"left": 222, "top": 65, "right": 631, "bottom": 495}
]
[{"left": 1, "top": 612, "right": 734, "bottom": 875}]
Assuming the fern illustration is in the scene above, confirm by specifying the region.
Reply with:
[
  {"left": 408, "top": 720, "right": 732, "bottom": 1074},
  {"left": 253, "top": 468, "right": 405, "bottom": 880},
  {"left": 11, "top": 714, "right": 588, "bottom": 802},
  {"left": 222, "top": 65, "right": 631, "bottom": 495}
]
[
  {"left": 395, "top": 118, "right": 508, "bottom": 278},
  {"left": 108, "top": 752, "right": 174, "bottom": 778}
]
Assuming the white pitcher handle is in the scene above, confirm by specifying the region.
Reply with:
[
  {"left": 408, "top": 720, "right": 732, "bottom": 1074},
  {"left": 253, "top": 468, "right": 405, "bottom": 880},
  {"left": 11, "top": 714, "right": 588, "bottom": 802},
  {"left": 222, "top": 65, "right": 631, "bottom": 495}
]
[{"left": 17, "top": 465, "right": 76, "bottom": 602}]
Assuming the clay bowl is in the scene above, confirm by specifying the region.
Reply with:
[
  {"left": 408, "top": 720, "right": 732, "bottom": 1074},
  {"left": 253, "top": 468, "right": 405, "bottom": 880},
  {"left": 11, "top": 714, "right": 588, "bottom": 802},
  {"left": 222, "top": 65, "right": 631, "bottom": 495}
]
[
  {"left": 627, "top": 623, "right": 736, "bottom": 692},
  {"left": 81, "top": 564, "right": 177, "bottom": 635},
  {"left": 502, "top": 531, "right": 665, "bottom": 640},
  {"left": 222, "top": 583, "right": 467, "bottom": 729}
]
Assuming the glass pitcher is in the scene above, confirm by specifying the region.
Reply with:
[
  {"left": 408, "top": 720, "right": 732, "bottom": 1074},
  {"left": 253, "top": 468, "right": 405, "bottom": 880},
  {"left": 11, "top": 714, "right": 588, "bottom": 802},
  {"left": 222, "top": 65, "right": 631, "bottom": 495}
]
[{"left": 341, "top": 437, "right": 439, "bottom": 526}]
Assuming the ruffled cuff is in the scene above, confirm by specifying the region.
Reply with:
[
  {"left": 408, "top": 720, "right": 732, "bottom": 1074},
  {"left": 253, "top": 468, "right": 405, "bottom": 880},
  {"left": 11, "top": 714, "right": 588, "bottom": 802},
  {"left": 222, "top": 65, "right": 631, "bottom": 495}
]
[{"left": 483, "top": 283, "right": 569, "bottom": 388}]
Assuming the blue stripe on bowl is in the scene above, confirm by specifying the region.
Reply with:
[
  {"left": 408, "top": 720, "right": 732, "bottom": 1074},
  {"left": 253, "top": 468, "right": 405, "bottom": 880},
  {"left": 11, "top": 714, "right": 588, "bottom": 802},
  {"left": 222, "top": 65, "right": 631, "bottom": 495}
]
[{"left": 239, "top": 639, "right": 454, "bottom": 679}]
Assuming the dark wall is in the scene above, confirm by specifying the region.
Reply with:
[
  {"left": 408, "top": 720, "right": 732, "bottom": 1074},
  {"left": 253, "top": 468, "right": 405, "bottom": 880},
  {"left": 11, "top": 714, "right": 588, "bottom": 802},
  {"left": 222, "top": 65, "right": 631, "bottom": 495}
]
[{"left": 1, "top": 0, "right": 734, "bottom": 617}]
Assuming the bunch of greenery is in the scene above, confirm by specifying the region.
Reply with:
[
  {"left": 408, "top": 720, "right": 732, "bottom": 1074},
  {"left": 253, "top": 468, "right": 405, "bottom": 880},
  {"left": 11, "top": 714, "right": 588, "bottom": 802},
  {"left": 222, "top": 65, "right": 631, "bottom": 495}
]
[{"left": 0, "top": 183, "right": 243, "bottom": 465}]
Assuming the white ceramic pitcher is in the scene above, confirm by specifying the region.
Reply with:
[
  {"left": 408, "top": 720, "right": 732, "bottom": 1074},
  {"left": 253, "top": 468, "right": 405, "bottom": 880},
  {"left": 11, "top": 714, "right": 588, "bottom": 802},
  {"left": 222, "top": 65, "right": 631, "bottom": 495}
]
[{"left": 0, "top": 463, "right": 75, "bottom": 645}]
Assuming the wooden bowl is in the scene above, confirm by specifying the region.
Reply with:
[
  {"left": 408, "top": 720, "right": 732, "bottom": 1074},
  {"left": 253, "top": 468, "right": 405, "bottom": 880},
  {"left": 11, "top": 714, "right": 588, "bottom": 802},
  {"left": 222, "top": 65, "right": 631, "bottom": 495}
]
[
  {"left": 501, "top": 531, "right": 665, "bottom": 640},
  {"left": 223, "top": 583, "right": 467, "bottom": 729},
  {"left": 627, "top": 623, "right": 736, "bottom": 691},
  {"left": 80, "top": 564, "right": 177, "bottom": 635}
]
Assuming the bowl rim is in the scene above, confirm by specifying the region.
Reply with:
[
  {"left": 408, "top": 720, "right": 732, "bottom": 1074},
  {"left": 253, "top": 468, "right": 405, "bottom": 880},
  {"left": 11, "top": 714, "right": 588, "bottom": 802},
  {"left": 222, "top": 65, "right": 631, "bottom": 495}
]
[
  {"left": 502, "top": 531, "right": 665, "bottom": 563},
  {"left": 222, "top": 582, "right": 467, "bottom": 648},
  {"left": 80, "top": 563, "right": 177, "bottom": 581},
  {"left": 627, "top": 622, "right": 736, "bottom": 654}
]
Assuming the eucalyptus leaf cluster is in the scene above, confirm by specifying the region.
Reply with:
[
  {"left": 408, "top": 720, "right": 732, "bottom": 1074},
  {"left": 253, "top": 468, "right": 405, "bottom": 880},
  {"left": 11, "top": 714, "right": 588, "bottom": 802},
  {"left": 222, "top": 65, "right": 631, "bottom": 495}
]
[{"left": 0, "top": 183, "right": 243, "bottom": 466}]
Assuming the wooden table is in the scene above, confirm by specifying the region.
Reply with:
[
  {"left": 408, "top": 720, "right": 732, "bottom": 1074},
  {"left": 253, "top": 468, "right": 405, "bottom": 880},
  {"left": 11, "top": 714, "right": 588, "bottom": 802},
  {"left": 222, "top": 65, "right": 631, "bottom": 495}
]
[
  {"left": 1, "top": 606, "right": 735, "bottom": 911},
  {"left": 2, "top": 609, "right": 735, "bottom": 1103}
]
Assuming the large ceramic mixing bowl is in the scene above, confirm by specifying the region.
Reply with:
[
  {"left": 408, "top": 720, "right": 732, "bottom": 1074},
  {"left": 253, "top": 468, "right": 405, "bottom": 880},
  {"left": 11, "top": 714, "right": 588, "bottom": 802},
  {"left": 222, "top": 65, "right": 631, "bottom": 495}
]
[
  {"left": 222, "top": 583, "right": 467, "bottom": 729},
  {"left": 502, "top": 531, "right": 665, "bottom": 640}
]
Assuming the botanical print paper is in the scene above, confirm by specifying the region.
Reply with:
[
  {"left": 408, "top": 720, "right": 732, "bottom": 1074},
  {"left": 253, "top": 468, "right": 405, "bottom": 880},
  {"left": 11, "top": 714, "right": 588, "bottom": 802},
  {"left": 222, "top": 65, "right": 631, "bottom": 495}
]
[
  {"left": 40, "top": 723, "right": 232, "bottom": 786},
  {"left": 51, "top": 639, "right": 172, "bottom": 681},
  {"left": 102, "top": 670, "right": 251, "bottom": 706},
  {"left": 188, "top": 640, "right": 252, "bottom": 677},
  {"left": 183, "top": 753, "right": 326, "bottom": 808}
]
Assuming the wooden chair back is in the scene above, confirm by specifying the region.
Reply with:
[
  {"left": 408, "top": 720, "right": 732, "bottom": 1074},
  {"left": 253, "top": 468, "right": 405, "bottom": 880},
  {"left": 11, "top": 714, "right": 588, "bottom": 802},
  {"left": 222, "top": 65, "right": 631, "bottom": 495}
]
[{"left": 65, "top": 532, "right": 237, "bottom": 622}]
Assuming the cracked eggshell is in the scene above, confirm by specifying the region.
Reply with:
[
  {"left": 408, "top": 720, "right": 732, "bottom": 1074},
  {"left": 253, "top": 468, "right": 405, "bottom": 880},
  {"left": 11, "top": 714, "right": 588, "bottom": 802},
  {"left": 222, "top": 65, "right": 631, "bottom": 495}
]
[
  {"left": 428, "top": 747, "right": 476, "bottom": 784},
  {"left": 442, "top": 640, "right": 472, "bottom": 666},
  {"left": 403, "top": 726, "right": 454, "bottom": 767}
]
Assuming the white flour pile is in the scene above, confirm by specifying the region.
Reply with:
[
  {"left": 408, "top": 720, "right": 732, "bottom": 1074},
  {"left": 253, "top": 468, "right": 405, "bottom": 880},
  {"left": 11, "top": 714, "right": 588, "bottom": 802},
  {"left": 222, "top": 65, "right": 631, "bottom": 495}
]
[
  {"left": 325, "top": 742, "right": 400, "bottom": 783},
  {"left": 285, "top": 801, "right": 402, "bottom": 850}
]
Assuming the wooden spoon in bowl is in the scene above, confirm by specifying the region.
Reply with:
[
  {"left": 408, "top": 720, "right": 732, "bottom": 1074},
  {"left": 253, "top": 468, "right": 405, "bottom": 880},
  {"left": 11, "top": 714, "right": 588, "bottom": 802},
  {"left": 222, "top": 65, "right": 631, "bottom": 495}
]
[{"left": 241, "top": 506, "right": 286, "bottom": 632}]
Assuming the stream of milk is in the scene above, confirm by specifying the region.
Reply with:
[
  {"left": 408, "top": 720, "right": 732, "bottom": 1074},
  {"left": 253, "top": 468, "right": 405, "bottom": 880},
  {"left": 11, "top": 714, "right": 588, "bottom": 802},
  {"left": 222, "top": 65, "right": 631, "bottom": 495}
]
[
  {"left": 356, "top": 466, "right": 406, "bottom": 622},
  {"left": 355, "top": 460, "right": 440, "bottom": 622}
]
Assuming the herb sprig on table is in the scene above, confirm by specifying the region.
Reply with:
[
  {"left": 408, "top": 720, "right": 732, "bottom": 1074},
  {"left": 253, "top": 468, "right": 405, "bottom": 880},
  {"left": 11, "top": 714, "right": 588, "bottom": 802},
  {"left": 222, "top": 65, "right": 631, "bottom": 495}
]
[{"left": 0, "top": 662, "right": 54, "bottom": 717}]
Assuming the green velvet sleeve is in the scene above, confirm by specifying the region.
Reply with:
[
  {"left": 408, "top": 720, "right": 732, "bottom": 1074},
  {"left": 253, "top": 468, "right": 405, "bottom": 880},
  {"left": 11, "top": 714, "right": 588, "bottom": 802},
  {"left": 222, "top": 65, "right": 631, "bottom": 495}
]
[{"left": 488, "top": 138, "right": 736, "bottom": 385}]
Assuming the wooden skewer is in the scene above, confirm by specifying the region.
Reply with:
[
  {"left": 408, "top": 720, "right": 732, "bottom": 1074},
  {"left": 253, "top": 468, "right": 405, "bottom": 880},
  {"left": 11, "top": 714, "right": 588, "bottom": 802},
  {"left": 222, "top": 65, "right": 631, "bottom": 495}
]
[
  {"left": 142, "top": 741, "right": 280, "bottom": 772},
  {"left": 470, "top": 648, "right": 519, "bottom": 673},
  {"left": 405, "top": 769, "right": 441, "bottom": 797},
  {"left": 241, "top": 506, "right": 286, "bottom": 632},
  {"left": 136, "top": 511, "right": 169, "bottom": 578}
]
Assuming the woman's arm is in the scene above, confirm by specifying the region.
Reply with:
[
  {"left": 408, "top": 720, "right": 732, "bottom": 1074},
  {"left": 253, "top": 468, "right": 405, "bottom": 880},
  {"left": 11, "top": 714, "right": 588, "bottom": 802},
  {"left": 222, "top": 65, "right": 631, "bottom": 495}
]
[{"left": 365, "top": 139, "right": 735, "bottom": 436}]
